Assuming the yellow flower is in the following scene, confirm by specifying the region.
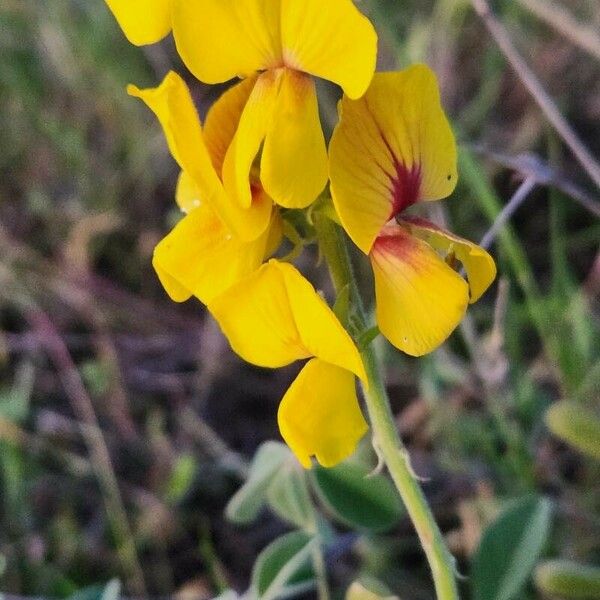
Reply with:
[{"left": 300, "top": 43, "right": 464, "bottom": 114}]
[
  {"left": 171, "top": 0, "right": 378, "bottom": 211},
  {"left": 128, "top": 72, "right": 282, "bottom": 304},
  {"left": 208, "top": 259, "right": 368, "bottom": 468},
  {"left": 105, "top": 0, "right": 171, "bottom": 46},
  {"left": 329, "top": 65, "right": 497, "bottom": 357}
]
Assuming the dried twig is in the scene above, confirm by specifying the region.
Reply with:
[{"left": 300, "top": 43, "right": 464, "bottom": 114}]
[
  {"left": 471, "top": 0, "right": 600, "bottom": 190},
  {"left": 479, "top": 176, "right": 538, "bottom": 250},
  {"left": 27, "top": 310, "right": 147, "bottom": 597},
  {"left": 467, "top": 145, "right": 600, "bottom": 219},
  {"left": 516, "top": 0, "right": 600, "bottom": 61}
]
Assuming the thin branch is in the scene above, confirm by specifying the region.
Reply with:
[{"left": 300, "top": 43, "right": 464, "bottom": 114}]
[
  {"left": 471, "top": 0, "right": 600, "bottom": 190},
  {"left": 479, "top": 176, "right": 538, "bottom": 250},
  {"left": 516, "top": 0, "right": 600, "bottom": 61},
  {"left": 467, "top": 145, "right": 600, "bottom": 219},
  {"left": 27, "top": 310, "right": 147, "bottom": 597}
]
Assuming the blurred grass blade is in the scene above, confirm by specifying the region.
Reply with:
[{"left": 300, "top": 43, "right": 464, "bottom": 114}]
[
  {"left": 166, "top": 454, "right": 197, "bottom": 503},
  {"left": 251, "top": 531, "right": 316, "bottom": 600},
  {"left": 225, "top": 441, "right": 291, "bottom": 524},
  {"left": 0, "top": 361, "right": 34, "bottom": 424},
  {"left": 545, "top": 401, "right": 600, "bottom": 461},
  {"left": 535, "top": 560, "right": 600, "bottom": 599},
  {"left": 472, "top": 496, "right": 553, "bottom": 600},
  {"left": 311, "top": 461, "right": 404, "bottom": 532}
]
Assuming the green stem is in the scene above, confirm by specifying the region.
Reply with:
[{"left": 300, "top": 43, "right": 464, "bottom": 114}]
[{"left": 314, "top": 213, "right": 459, "bottom": 600}]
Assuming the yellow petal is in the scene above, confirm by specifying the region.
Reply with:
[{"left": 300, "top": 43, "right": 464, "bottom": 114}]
[
  {"left": 208, "top": 260, "right": 366, "bottom": 380},
  {"left": 127, "top": 72, "right": 221, "bottom": 202},
  {"left": 400, "top": 217, "right": 497, "bottom": 303},
  {"left": 154, "top": 263, "right": 191, "bottom": 302},
  {"left": 203, "top": 76, "right": 258, "bottom": 178},
  {"left": 128, "top": 72, "right": 271, "bottom": 241},
  {"left": 222, "top": 71, "right": 282, "bottom": 210},
  {"left": 261, "top": 69, "right": 327, "bottom": 209},
  {"left": 105, "top": 0, "right": 171, "bottom": 46},
  {"left": 278, "top": 359, "right": 368, "bottom": 468},
  {"left": 171, "top": 0, "right": 376, "bottom": 96},
  {"left": 370, "top": 224, "right": 469, "bottom": 357},
  {"left": 153, "top": 201, "right": 273, "bottom": 305},
  {"left": 280, "top": 0, "right": 377, "bottom": 99},
  {"left": 175, "top": 170, "right": 202, "bottom": 214},
  {"left": 264, "top": 209, "right": 284, "bottom": 258},
  {"left": 330, "top": 65, "right": 458, "bottom": 254},
  {"left": 171, "top": 0, "right": 281, "bottom": 84}
]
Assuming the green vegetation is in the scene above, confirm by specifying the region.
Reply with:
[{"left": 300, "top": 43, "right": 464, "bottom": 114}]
[{"left": 0, "top": 0, "right": 598, "bottom": 598}]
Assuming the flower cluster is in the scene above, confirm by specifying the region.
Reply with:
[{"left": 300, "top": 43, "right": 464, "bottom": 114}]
[{"left": 106, "top": 0, "right": 496, "bottom": 468}]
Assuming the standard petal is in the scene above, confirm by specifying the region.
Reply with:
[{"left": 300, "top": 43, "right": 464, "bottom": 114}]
[
  {"left": 222, "top": 70, "right": 281, "bottom": 210},
  {"left": 105, "top": 0, "right": 171, "bottom": 46},
  {"left": 261, "top": 69, "right": 328, "bottom": 209},
  {"left": 129, "top": 72, "right": 271, "bottom": 241},
  {"left": 172, "top": 0, "right": 281, "bottom": 84},
  {"left": 203, "top": 76, "right": 258, "bottom": 177},
  {"left": 153, "top": 201, "right": 273, "bottom": 305},
  {"left": 400, "top": 217, "right": 497, "bottom": 303},
  {"left": 208, "top": 260, "right": 366, "bottom": 380},
  {"left": 330, "top": 65, "right": 458, "bottom": 254},
  {"left": 278, "top": 359, "right": 368, "bottom": 468},
  {"left": 280, "top": 0, "right": 377, "bottom": 99},
  {"left": 370, "top": 224, "right": 469, "bottom": 357}
]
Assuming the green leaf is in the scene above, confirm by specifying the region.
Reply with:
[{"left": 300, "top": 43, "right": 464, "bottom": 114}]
[
  {"left": 266, "top": 462, "right": 314, "bottom": 529},
  {"left": 535, "top": 560, "right": 600, "bottom": 599},
  {"left": 311, "top": 462, "right": 403, "bottom": 532},
  {"left": 346, "top": 580, "right": 398, "bottom": 600},
  {"left": 546, "top": 401, "right": 600, "bottom": 461},
  {"left": 251, "top": 531, "right": 316, "bottom": 600},
  {"left": 225, "top": 441, "right": 291, "bottom": 524},
  {"left": 472, "top": 496, "right": 553, "bottom": 600},
  {"left": 357, "top": 326, "right": 380, "bottom": 350},
  {"left": 67, "top": 580, "right": 121, "bottom": 600}
]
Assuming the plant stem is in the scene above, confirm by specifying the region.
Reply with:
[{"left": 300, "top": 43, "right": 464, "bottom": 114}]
[{"left": 314, "top": 213, "right": 459, "bottom": 600}]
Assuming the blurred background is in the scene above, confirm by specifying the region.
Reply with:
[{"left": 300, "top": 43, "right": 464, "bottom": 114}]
[{"left": 0, "top": 0, "right": 599, "bottom": 598}]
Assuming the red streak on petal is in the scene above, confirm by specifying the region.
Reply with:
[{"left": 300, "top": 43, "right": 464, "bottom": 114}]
[
  {"left": 390, "top": 162, "right": 421, "bottom": 216},
  {"left": 369, "top": 124, "right": 422, "bottom": 219},
  {"left": 382, "top": 136, "right": 422, "bottom": 218},
  {"left": 371, "top": 225, "right": 420, "bottom": 268},
  {"left": 250, "top": 181, "right": 262, "bottom": 201},
  {"left": 360, "top": 99, "right": 423, "bottom": 221}
]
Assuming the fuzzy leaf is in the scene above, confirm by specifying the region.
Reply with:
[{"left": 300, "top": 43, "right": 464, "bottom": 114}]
[
  {"left": 311, "top": 462, "right": 403, "bottom": 532},
  {"left": 266, "top": 462, "right": 314, "bottom": 528},
  {"left": 472, "top": 496, "right": 553, "bottom": 600},
  {"left": 251, "top": 531, "right": 316, "bottom": 600},
  {"left": 535, "top": 560, "right": 600, "bottom": 599},
  {"left": 226, "top": 441, "right": 291, "bottom": 524},
  {"left": 546, "top": 400, "right": 600, "bottom": 461}
]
